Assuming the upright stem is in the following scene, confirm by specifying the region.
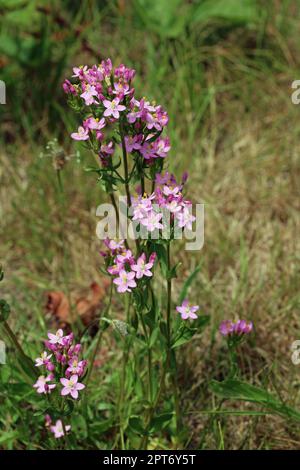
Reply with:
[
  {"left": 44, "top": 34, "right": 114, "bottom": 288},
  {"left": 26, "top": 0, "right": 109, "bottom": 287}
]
[
  {"left": 119, "top": 121, "right": 140, "bottom": 253},
  {"left": 166, "top": 242, "right": 182, "bottom": 448},
  {"left": 140, "top": 306, "right": 152, "bottom": 404},
  {"left": 119, "top": 121, "right": 131, "bottom": 209},
  {"left": 118, "top": 293, "right": 131, "bottom": 449},
  {"left": 166, "top": 243, "right": 172, "bottom": 344},
  {"left": 110, "top": 192, "right": 129, "bottom": 250}
]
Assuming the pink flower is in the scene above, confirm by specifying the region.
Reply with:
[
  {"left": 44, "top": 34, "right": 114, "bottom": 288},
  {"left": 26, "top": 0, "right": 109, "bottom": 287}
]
[
  {"left": 47, "top": 329, "right": 64, "bottom": 345},
  {"left": 140, "top": 211, "right": 163, "bottom": 232},
  {"left": 113, "top": 269, "right": 136, "bottom": 293},
  {"left": 72, "top": 65, "right": 88, "bottom": 78},
  {"left": 104, "top": 238, "right": 125, "bottom": 254},
  {"left": 71, "top": 126, "right": 89, "bottom": 141},
  {"left": 219, "top": 319, "right": 253, "bottom": 337},
  {"left": 163, "top": 185, "right": 181, "bottom": 197},
  {"left": 166, "top": 200, "right": 182, "bottom": 214},
  {"left": 80, "top": 84, "right": 98, "bottom": 105},
  {"left": 50, "top": 420, "right": 71, "bottom": 439},
  {"left": 115, "top": 249, "right": 135, "bottom": 266},
  {"left": 103, "top": 98, "right": 126, "bottom": 119},
  {"left": 62, "top": 79, "right": 76, "bottom": 95},
  {"left": 33, "top": 375, "right": 56, "bottom": 394},
  {"left": 124, "top": 135, "right": 142, "bottom": 153},
  {"left": 60, "top": 374, "right": 85, "bottom": 399},
  {"left": 113, "top": 82, "right": 130, "bottom": 97},
  {"left": 45, "top": 414, "right": 52, "bottom": 428},
  {"left": 155, "top": 137, "right": 171, "bottom": 158},
  {"left": 66, "top": 357, "right": 87, "bottom": 376},
  {"left": 35, "top": 351, "right": 52, "bottom": 367},
  {"left": 107, "top": 264, "right": 122, "bottom": 276},
  {"left": 176, "top": 300, "right": 199, "bottom": 320},
  {"left": 176, "top": 207, "right": 196, "bottom": 230},
  {"left": 83, "top": 117, "right": 105, "bottom": 131},
  {"left": 100, "top": 141, "right": 114, "bottom": 155},
  {"left": 131, "top": 253, "right": 156, "bottom": 279},
  {"left": 132, "top": 194, "right": 155, "bottom": 220}
]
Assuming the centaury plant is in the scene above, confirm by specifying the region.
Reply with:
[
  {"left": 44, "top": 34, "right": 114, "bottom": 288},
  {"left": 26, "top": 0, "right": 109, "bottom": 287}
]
[{"left": 61, "top": 58, "right": 252, "bottom": 449}]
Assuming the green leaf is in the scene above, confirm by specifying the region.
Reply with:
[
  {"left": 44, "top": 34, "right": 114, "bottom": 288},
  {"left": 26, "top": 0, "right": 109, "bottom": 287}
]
[
  {"left": 172, "top": 315, "right": 209, "bottom": 349},
  {"left": 179, "top": 263, "right": 202, "bottom": 303},
  {"left": 133, "top": 0, "right": 191, "bottom": 38},
  {"left": 149, "top": 327, "right": 160, "bottom": 348},
  {"left": 172, "top": 327, "right": 197, "bottom": 349},
  {"left": 210, "top": 379, "right": 300, "bottom": 422},
  {"left": 0, "top": 299, "right": 10, "bottom": 322},
  {"left": 151, "top": 243, "right": 168, "bottom": 277},
  {"left": 192, "top": 0, "right": 259, "bottom": 26},
  {"left": 128, "top": 416, "right": 147, "bottom": 435},
  {"left": 149, "top": 412, "right": 174, "bottom": 433},
  {"left": 89, "top": 418, "right": 114, "bottom": 434}
]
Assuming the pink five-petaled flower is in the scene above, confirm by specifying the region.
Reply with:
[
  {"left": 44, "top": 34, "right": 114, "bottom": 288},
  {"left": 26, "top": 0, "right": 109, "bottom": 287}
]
[
  {"left": 33, "top": 375, "right": 56, "bottom": 394},
  {"left": 176, "top": 300, "right": 199, "bottom": 320},
  {"left": 140, "top": 211, "right": 163, "bottom": 232},
  {"left": 113, "top": 269, "right": 136, "bottom": 293},
  {"left": 50, "top": 420, "right": 71, "bottom": 439},
  {"left": 60, "top": 374, "right": 85, "bottom": 399},
  {"left": 35, "top": 351, "right": 52, "bottom": 367},
  {"left": 80, "top": 84, "right": 98, "bottom": 105},
  {"left": 71, "top": 126, "right": 89, "bottom": 141},
  {"left": 47, "top": 329, "right": 64, "bottom": 345},
  {"left": 176, "top": 207, "right": 196, "bottom": 230},
  {"left": 103, "top": 98, "right": 126, "bottom": 119},
  {"left": 131, "top": 253, "right": 156, "bottom": 279}
]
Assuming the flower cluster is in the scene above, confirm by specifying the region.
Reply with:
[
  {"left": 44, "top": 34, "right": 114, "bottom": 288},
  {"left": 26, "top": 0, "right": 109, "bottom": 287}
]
[
  {"left": 176, "top": 300, "right": 199, "bottom": 320},
  {"left": 102, "top": 238, "right": 156, "bottom": 293},
  {"left": 131, "top": 172, "right": 195, "bottom": 233},
  {"left": 63, "top": 59, "right": 170, "bottom": 167},
  {"left": 219, "top": 319, "right": 253, "bottom": 337},
  {"left": 33, "top": 329, "right": 86, "bottom": 399}
]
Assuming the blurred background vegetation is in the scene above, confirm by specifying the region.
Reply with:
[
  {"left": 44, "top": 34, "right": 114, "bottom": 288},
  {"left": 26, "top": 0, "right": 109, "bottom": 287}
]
[{"left": 1, "top": 0, "right": 300, "bottom": 449}]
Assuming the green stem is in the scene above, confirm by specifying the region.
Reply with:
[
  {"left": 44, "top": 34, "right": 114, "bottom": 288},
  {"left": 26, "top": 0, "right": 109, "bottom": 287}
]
[
  {"left": 139, "top": 306, "right": 152, "bottom": 404},
  {"left": 119, "top": 121, "right": 131, "bottom": 209},
  {"left": 110, "top": 192, "right": 129, "bottom": 250},
  {"left": 119, "top": 120, "right": 140, "bottom": 253},
  {"left": 166, "top": 242, "right": 181, "bottom": 448},
  {"left": 117, "top": 293, "right": 131, "bottom": 449}
]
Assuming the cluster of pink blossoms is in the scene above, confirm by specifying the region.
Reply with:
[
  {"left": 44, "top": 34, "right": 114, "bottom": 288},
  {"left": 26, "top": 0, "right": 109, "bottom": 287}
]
[
  {"left": 63, "top": 59, "right": 170, "bottom": 166},
  {"left": 33, "top": 329, "right": 86, "bottom": 400},
  {"left": 131, "top": 172, "right": 195, "bottom": 232},
  {"left": 219, "top": 319, "right": 253, "bottom": 337},
  {"left": 102, "top": 239, "right": 156, "bottom": 293}
]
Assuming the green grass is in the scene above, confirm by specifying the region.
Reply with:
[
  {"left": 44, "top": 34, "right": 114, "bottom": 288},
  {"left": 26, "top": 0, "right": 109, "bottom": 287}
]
[{"left": 1, "top": 0, "right": 300, "bottom": 450}]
